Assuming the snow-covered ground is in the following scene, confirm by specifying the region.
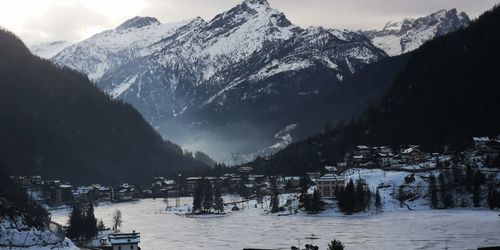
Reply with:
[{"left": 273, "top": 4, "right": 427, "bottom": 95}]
[
  {"left": 50, "top": 198, "right": 500, "bottom": 250},
  {"left": 0, "top": 218, "right": 77, "bottom": 250}
]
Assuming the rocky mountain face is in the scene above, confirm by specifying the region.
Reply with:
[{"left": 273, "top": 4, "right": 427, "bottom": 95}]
[
  {"left": 364, "top": 9, "right": 470, "bottom": 56},
  {"left": 51, "top": 0, "right": 468, "bottom": 162}
]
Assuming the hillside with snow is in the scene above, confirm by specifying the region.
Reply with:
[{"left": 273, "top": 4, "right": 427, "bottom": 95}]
[{"left": 29, "top": 41, "right": 73, "bottom": 59}]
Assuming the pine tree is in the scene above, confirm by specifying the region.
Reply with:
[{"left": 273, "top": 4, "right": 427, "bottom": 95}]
[
  {"left": 428, "top": 174, "right": 439, "bottom": 209},
  {"left": 97, "top": 219, "right": 106, "bottom": 231},
  {"left": 356, "top": 179, "right": 366, "bottom": 211},
  {"left": 203, "top": 179, "right": 213, "bottom": 213},
  {"left": 439, "top": 171, "right": 453, "bottom": 208},
  {"left": 375, "top": 188, "right": 382, "bottom": 212},
  {"left": 192, "top": 179, "right": 204, "bottom": 213},
  {"left": 84, "top": 203, "right": 98, "bottom": 240},
  {"left": 67, "top": 203, "right": 83, "bottom": 240},
  {"left": 340, "top": 179, "right": 356, "bottom": 213},
  {"left": 214, "top": 186, "right": 224, "bottom": 213},
  {"left": 269, "top": 177, "right": 280, "bottom": 213},
  {"left": 328, "top": 239, "right": 345, "bottom": 250},
  {"left": 311, "top": 190, "right": 322, "bottom": 213}
]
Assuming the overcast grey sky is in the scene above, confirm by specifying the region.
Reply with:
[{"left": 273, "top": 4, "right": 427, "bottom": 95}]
[{"left": 1, "top": 0, "right": 498, "bottom": 45}]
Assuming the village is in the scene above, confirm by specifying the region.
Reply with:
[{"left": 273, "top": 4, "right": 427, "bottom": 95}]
[
  {"left": 7, "top": 135, "right": 500, "bottom": 249},
  {"left": 13, "top": 136, "right": 500, "bottom": 207}
]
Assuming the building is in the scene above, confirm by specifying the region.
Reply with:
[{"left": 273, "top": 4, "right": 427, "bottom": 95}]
[
  {"left": 354, "top": 145, "right": 371, "bottom": 157},
  {"left": 401, "top": 146, "right": 426, "bottom": 163},
  {"left": 376, "top": 153, "right": 395, "bottom": 167},
  {"left": 106, "top": 232, "right": 141, "bottom": 250},
  {"left": 315, "top": 174, "right": 346, "bottom": 197},
  {"left": 473, "top": 137, "right": 491, "bottom": 150}
]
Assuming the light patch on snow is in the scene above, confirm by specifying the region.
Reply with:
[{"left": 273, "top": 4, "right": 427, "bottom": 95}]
[
  {"left": 270, "top": 123, "right": 297, "bottom": 150},
  {"left": 250, "top": 60, "right": 313, "bottom": 81},
  {"left": 110, "top": 74, "right": 138, "bottom": 98},
  {"left": 372, "top": 35, "right": 403, "bottom": 57},
  {"left": 30, "top": 41, "right": 73, "bottom": 59}
]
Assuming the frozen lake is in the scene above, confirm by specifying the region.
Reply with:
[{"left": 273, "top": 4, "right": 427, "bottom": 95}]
[{"left": 50, "top": 198, "right": 500, "bottom": 250}]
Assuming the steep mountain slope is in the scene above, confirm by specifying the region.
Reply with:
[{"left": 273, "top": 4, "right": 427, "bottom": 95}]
[
  {"left": 29, "top": 40, "right": 73, "bottom": 59},
  {"left": 0, "top": 28, "right": 207, "bottom": 185},
  {"left": 364, "top": 9, "right": 470, "bottom": 56},
  {"left": 247, "top": 5, "right": 500, "bottom": 175},
  {"left": 52, "top": 0, "right": 468, "bottom": 163},
  {"left": 52, "top": 0, "right": 386, "bottom": 161}
]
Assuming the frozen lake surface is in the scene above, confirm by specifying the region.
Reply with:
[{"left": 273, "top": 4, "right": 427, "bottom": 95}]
[{"left": 51, "top": 198, "right": 500, "bottom": 250}]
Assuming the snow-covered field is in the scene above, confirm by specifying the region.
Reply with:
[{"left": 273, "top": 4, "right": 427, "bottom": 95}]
[{"left": 50, "top": 198, "right": 500, "bottom": 250}]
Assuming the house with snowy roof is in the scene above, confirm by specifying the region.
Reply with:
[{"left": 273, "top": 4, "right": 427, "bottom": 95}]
[
  {"left": 400, "top": 145, "right": 426, "bottom": 163},
  {"left": 103, "top": 231, "right": 140, "bottom": 250},
  {"left": 315, "top": 174, "right": 346, "bottom": 197}
]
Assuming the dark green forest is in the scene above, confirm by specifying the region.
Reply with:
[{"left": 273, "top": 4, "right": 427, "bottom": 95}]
[{"left": 0, "top": 29, "right": 208, "bottom": 185}]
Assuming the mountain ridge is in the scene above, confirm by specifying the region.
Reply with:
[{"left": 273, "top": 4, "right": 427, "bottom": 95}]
[{"left": 49, "top": 1, "right": 468, "bottom": 163}]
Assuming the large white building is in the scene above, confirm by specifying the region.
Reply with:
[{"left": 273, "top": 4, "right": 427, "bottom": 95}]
[{"left": 315, "top": 174, "right": 346, "bottom": 197}]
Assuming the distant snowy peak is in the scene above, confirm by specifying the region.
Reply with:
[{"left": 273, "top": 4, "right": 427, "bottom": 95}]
[
  {"left": 29, "top": 40, "right": 73, "bottom": 59},
  {"left": 365, "top": 9, "right": 470, "bottom": 56},
  {"left": 116, "top": 16, "right": 160, "bottom": 30}
]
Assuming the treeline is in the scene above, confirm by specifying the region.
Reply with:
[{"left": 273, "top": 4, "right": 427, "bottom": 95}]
[
  {"left": 66, "top": 203, "right": 102, "bottom": 241},
  {"left": 0, "top": 28, "right": 208, "bottom": 185},
  {"left": 428, "top": 165, "right": 499, "bottom": 209},
  {"left": 337, "top": 179, "right": 374, "bottom": 214},
  {"left": 192, "top": 178, "right": 224, "bottom": 214}
]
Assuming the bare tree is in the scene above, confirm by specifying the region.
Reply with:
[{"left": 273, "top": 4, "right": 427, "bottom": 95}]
[{"left": 112, "top": 209, "right": 122, "bottom": 232}]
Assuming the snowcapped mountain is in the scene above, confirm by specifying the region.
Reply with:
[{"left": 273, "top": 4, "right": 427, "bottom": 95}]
[
  {"left": 53, "top": 0, "right": 384, "bottom": 122},
  {"left": 364, "top": 9, "right": 470, "bottom": 56},
  {"left": 51, "top": 0, "right": 467, "bottom": 162},
  {"left": 29, "top": 40, "right": 73, "bottom": 59}
]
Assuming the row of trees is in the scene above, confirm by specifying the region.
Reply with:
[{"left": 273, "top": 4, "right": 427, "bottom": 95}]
[
  {"left": 192, "top": 178, "right": 224, "bottom": 213},
  {"left": 427, "top": 165, "right": 492, "bottom": 209},
  {"left": 337, "top": 179, "right": 372, "bottom": 214},
  {"left": 67, "top": 203, "right": 99, "bottom": 240}
]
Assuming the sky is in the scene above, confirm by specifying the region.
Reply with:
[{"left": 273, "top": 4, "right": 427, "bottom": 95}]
[{"left": 0, "top": 0, "right": 498, "bottom": 45}]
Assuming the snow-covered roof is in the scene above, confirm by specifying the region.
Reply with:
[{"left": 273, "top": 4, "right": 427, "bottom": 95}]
[
  {"left": 473, "top": 137, "right": 490, "bottom": 142},
  {"left": 316, "top": 173, "right": 345, "bottom": 182},
  {"left": 356, "top": 145, "right": 370, "bottom": 150},
  {"left": 108, "top": 232, "right": 140, "bottom": 245}
]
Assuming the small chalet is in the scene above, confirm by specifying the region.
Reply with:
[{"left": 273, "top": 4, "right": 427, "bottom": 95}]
[
  {"left": 401, "top": 145, "right": 425, "bottom": 163},
  {"left": 104, "top": 231, "right": 141, "bottom": 250}
]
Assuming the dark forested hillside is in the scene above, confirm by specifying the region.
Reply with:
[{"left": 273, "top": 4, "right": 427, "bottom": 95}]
[
  {"left": 248, "top": 5, "right": 500, "bottom": 175},
  {"left": 0, "top": 28, "right": 207, "bottom": 184}
]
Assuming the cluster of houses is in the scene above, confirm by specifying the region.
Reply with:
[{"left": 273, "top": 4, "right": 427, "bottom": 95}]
[
  {"left": 11, "top": 136, "right": 500, "bottom": 207},
  {"left": 311, "top": 136, "right": 500, "bottom": 198},
  {"left": 10, "top": 176, "right": 139, "bottom": 207}
]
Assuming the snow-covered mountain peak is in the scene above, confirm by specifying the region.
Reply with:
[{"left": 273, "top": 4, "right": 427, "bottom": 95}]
[
  {"left": 243, "top": 0, "right": 270, "bottom": 8},
  {"left": 116, "top": 16, "right": 160, "bottom": 30},
  {"left": 364, "top": 9, "right": 470, "bottom": 56}
]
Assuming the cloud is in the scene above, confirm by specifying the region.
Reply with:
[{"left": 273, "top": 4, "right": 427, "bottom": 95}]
[{"left": 0, "top": 0, "right": 498, "bottom": 45}]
